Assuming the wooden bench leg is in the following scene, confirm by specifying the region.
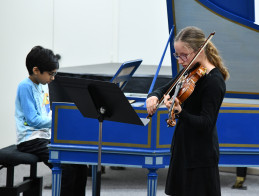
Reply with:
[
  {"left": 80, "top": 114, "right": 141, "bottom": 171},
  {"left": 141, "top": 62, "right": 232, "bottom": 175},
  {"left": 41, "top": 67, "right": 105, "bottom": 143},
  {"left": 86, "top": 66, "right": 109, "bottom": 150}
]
[
  {"left": 0, "top": 165, "right": 18, "bottom": 196},
  {"left": 0, "top": 163, "right": 43, "bottom": 196},
  {"left": 5, "top": 166, "right": 15, "bottom": 187},
  {"left": 0, "top": 188, "right": 20, "bottom": 196},
  {"left": 23, "top": 177, "right": 43, "bottom": 196},
  {"left": 23, "top": 163, "right": 43, "bottom": 196}
]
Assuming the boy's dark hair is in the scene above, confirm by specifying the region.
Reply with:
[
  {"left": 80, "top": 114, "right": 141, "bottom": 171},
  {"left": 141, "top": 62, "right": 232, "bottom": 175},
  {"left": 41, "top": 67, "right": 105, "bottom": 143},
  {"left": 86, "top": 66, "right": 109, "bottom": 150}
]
[{"left": 26, "top": 46, "right": 60, "bottom": 75}]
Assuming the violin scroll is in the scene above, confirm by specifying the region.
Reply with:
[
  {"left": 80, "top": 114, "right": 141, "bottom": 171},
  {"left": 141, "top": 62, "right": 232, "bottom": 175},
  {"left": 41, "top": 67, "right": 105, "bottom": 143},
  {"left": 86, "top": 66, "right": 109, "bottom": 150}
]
[{"left": 166, "top": 112, "right": 177, "bottom": 127}]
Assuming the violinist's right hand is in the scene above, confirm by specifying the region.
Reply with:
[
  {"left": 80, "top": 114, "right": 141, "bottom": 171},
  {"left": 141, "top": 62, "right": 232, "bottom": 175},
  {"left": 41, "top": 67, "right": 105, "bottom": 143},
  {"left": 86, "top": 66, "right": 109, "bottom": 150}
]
[{"left": 146, "top": 96, "right": 159, "bottom": 116}]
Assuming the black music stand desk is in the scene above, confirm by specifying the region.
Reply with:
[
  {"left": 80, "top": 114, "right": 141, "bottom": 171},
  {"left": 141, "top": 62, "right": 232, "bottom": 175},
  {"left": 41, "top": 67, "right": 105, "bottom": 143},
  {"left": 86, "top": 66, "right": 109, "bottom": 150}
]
[{"left": 49, "top": 76, "right": 149, "bottom": 196}]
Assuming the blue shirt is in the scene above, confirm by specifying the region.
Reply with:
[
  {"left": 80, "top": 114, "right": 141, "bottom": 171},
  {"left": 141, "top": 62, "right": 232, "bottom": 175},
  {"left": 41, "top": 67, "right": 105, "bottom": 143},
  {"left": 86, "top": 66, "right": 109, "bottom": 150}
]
[{"left": 15, "top": 78, "right": 51, "bottom": 144}]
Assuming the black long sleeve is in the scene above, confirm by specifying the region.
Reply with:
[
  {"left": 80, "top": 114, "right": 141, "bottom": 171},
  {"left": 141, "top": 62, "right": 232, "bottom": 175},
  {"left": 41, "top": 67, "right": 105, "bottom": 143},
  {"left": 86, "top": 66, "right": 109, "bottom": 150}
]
[{"left": 147, "top": 69, "right": 185, "bottom": 100}]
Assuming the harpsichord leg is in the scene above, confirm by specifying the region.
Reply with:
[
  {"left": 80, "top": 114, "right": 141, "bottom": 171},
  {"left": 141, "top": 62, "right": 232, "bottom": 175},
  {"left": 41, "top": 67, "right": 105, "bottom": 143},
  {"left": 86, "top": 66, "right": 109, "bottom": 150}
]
[
  {"left": 52, "top": 163, "right": 62, "bottom": 196},
  {"left": 147, "top": 168, "right": 158, "bottom": 196},
  {"left": 92, "top": 165, "right": 98, "bottom": 196}
]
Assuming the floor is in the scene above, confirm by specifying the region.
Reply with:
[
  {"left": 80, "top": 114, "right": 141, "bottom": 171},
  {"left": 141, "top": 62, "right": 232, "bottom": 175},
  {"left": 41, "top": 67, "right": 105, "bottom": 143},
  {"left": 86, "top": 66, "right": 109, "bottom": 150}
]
[{"left": 1, "top": 163, "right": 259, "bottom": 196}]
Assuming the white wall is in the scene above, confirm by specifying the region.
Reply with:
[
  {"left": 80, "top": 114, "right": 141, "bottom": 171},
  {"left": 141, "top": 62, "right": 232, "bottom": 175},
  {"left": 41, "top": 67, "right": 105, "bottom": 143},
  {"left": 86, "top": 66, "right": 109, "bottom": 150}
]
[
  {"left": 53, "top": 0, "right": 170, "bottom": 67},
  {"left": 0, "top": 0, "right": 54, "bottom": 148},
  {"left": 0, "top": 0, "right": 170, "bottom": 148},
  {"left": 53, "top": 0, "right": 115, "bottom": 66},
  {"left": 117, "top": 0, "right": 170, "bottom": 64}
]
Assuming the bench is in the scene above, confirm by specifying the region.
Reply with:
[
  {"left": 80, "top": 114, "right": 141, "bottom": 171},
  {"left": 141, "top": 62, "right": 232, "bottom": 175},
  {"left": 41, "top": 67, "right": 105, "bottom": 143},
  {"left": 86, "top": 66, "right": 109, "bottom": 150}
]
[{"left": 0, "top": 144, "right": 43, "bottom": 196}]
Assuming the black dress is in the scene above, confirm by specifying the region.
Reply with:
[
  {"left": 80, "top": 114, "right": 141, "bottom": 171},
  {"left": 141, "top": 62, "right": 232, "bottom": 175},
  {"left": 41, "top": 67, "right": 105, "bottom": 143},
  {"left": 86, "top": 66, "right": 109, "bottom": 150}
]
[{"left": 148, "top": 67, "right": 225, "bottom": 196}]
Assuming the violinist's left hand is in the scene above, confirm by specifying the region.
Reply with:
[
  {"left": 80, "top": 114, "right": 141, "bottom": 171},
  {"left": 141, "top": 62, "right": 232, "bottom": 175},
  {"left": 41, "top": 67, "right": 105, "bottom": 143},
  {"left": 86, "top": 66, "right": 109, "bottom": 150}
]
[
  {"left": 173, "top": 98, "right": 182, "bottom": 114},
  {"left": 164, "top": 95, "right": 182, "bottom": 114},
  {"left": 164, "top": 94, "right": 172, "bottom": 110}
]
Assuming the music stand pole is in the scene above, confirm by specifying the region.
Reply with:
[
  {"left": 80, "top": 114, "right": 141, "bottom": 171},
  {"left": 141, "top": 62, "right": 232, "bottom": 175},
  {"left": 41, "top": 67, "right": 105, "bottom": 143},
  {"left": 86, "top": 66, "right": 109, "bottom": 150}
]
[{"left": 96, "top": 107, "right": 105, "bottom": 196}]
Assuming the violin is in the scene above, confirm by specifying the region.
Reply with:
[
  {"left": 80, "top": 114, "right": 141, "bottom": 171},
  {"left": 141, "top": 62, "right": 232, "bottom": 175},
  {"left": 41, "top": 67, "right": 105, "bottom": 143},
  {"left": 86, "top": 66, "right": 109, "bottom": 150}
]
[{"left": 166, "top": 64, "right": 207, "bottom": 127}]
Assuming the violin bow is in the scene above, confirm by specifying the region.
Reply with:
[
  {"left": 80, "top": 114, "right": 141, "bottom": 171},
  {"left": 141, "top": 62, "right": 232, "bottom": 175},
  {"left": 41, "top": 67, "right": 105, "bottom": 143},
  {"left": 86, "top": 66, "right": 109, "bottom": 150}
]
[{"left": 148, "top": 32, "right": 215, "bottom": 117}]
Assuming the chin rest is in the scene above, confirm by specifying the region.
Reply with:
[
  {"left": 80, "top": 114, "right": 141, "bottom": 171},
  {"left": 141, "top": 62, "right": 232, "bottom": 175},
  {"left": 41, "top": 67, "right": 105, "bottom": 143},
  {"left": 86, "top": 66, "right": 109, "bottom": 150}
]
[{"left": 0, "top": 144, "right": 43, "bottom": 196}]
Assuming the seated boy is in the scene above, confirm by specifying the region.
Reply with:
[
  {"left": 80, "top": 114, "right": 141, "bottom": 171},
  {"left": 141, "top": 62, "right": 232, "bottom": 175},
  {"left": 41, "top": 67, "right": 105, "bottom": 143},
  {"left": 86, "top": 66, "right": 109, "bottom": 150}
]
[{"left": 15, "top": 46, "right": 87, "bottom": 196}]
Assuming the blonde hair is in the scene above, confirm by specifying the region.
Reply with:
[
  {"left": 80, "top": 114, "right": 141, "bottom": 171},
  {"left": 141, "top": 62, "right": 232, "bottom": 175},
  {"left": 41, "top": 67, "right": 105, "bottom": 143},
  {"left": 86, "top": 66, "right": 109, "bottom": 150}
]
[{"left": 175, "top": 26, "right": 230, "bottom": 80}]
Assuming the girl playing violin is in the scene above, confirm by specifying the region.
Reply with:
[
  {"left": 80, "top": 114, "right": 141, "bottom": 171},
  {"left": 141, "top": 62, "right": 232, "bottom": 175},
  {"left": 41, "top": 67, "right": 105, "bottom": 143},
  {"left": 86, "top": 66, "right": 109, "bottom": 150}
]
[{"left": 146, "top": 26, "right": 229, "bottom": 196}]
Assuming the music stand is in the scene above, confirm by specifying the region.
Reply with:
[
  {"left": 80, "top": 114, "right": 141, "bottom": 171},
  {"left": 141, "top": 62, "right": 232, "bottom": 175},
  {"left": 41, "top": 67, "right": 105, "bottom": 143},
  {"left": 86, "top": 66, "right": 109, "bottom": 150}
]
[{"left": 54, "top": 75, "right": 149, "bottom": 196}]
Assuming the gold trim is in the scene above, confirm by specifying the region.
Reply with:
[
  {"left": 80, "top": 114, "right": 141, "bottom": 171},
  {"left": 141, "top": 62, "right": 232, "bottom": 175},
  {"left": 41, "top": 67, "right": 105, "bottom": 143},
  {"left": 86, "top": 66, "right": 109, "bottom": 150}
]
[
  {"left": 155, "top": 108, "right": 259, "bottom": 148},
  {"left": 220, "top": 110, "right": 259, "bottom": 114},
  {"left": 195, "top": 0, "right": 259, "bottom": 33},
  {"left": 226, "top": 91, "right": 259, "bottom": 95},
  {"left": 171, "top": 0, "right": 180, "bottom": 73},
  {"left": 219, "top": 108, "right": 259, "bottom": 148},
  {"left": 172, "top": 0, "right": 176, "bottom": 33},
  {"left": 54, "top": 106, "right": 58, "bottom": 141},
  {"left": 221, "top": 103, "right": 259, "bottom": 108},
  {"left": 220, "top": 143, "right": 259, "bottom": 148},
  {"left": 156, "top": 110, "right": 171, "bottom": 148},
  {"left": 53, "top": 105, "right": 78, "bottom": 143},
  {"left": 53, "top": 105, "right": 152, "bottom": 148}
]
